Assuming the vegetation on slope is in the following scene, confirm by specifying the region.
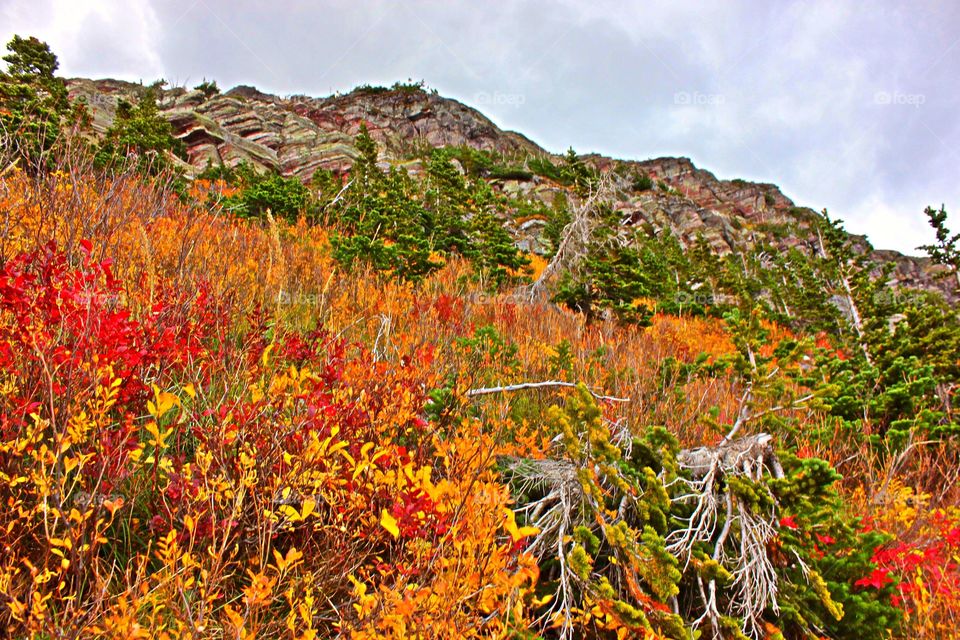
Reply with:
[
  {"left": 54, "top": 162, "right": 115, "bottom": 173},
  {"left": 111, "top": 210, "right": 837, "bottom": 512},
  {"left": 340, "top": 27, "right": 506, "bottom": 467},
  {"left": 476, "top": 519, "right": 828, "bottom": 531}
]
[{"left": 0, "top": 35, "right": 959, "bottom": 639}]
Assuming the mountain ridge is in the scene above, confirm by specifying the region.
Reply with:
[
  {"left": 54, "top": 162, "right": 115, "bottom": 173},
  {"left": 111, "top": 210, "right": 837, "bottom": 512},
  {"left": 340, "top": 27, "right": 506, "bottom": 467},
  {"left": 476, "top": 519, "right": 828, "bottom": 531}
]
[{"left": 65, "top": 76, "right": 952, "bottom": 298}]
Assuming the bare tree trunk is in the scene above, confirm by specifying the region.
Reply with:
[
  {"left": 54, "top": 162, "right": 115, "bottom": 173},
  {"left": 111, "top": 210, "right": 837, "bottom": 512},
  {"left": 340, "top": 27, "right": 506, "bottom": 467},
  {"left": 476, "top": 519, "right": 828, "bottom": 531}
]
[
  {"left": 524, "top": 175, "right": 612, "bottom": 301},
  {"left": 816, "top": 227, "right": 873, "bottom": 366}
]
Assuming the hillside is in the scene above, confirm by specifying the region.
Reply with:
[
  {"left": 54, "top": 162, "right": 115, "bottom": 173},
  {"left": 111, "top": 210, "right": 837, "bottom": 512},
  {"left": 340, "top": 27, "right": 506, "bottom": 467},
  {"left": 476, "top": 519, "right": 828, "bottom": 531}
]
[
  {"left": 2, "top": 35, "right": 960, "bottom": 640},
  {"left": 66, "top": 77, "right": 951, "bottom": 298}
]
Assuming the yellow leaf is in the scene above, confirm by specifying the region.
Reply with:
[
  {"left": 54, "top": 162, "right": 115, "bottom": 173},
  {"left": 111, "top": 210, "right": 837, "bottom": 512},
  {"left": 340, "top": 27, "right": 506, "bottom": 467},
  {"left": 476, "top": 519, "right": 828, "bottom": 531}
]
[
  {"left": 50, "top": 537, "right": 72, "bottom": 550},
  {"left": 145, "top": 421, "right": 171, "bottom": 450},
  {"left": 102, "top": 497, "right": 123, "bottom": 517},
  {"left": 300, "top": 498, "right": 316, "bottom": 520},
  {"left": 224, "top": 604, "right": 245, "bottom": 630},
  {"left": 360, "top": 442, "right": 375, "bottom": 459},
  {"left": 380, "top": 509, "right": 400, "bottom": 539},
  {"left": 63, "top": 456, "right": 79, "bottom": 475},
  {"left": 149, "top": 385, "right": 181, "bottom": 419},
  {"left": 336, "top": 447, "right": 356, "bottom": 467},
  {"left": 273, "top": 546, "right": 303, "bottom": 572},
  {"left": 183, "top": 383, "right": 196, "bottom": 399},
  {"left": 279, "top": 504, "right": 301, "bottom": 523},
  {"left": 328, "top": 440, "right": 349, "bottom": 456},
  {"left": 533, "top": 593, "right": 553, "bottom": 607},
  {"left": 503, "top": 508, "right": 539, "bottom": 542}
]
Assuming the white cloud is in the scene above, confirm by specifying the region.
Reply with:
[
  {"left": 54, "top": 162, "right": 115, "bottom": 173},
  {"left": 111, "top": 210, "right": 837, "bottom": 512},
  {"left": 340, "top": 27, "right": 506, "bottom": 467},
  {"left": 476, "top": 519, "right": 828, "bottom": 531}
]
[
  {"left": 0, "top": 0, "right": 164, "bottom": 79},
  {"left": 1, "top": 0, "right": 958, "bottom": 255},
  {"left": 845, "top": 195, "right": 936, "bottom": 254}
]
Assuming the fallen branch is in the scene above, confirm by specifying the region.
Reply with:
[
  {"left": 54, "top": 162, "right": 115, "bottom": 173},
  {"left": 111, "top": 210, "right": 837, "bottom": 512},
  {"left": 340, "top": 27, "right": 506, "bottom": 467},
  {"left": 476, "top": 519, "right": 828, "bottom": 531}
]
[
  {"left": 322, "top": 178, "right": 354, "bottom": 212},
  {"left": 466, "top": 380, "right": 629, "bottom": 403},
  {"left": 0, "top": 158, "right": 18, "bottom": 178},
  {"left": 503, "top": 431, "right": 784, "bottom": 640}
]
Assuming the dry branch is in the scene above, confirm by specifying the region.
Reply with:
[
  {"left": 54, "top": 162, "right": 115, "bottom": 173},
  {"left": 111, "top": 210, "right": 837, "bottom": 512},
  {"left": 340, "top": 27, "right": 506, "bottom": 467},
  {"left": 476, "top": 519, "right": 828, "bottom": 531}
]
[
  {"left": 465, "top": 380, "right": 629, "bottom": 403},
  {"left": 679, "top": 432, "right": 784, "bottom": 480},
  {"left": 502, "top": 429, "right": 787, "bottom": 640}
]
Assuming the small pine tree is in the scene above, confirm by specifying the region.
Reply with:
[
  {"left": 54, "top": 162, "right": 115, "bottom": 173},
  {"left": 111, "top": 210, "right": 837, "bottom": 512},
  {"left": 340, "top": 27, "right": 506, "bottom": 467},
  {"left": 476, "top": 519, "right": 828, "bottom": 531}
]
[
  {"left": 552, "top": 210, "right": 652, "bottom": 325},
  {"left": 919, "top": 204, "right": 960, "bottom": 293},
  {"left": 95, "top": 85, "right": 186, "bottom": 175},
  {"left": 542, "top": 191, "right": 571, "bottom": 257},
  {"left": 561, "top": 147, "right": 595, "bottom": 195},
  {"left": 331, "top": 128, "right": 440, "bottom": 280},
  {"left": 194, "top": 79, "right": 220, "bottom": 99},
  {"left": 423, "top": 148, "right": 472, "bottom": 255},
  {"left": 0, "top": 35, "right": 69, "bottom": 166}
]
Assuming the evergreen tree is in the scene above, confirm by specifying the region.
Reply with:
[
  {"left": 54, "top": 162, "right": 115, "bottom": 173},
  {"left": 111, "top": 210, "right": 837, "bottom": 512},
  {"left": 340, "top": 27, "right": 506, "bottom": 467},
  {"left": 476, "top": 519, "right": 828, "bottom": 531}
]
[
  {"left": 552, "top": 205, "right": 652, "bottom": 325},
  {"left": 330, "top": 126, "right": 445, "bottom": 279},
  {"left": 0, "top": 35, "right": 69, "bottom": 166},
  {"left": 812, "top": 211, "right": 885, "bottom": 359},
  {"left": 920, "top": 204, "right": 960, "bottom": 293},
  {"left": 330, "top": 129, "right": 526, "bottom": 284},
  {"left": 95, "top": 85, "right": 186, "bottom": 176},
  {"left": 686, "top": 233, "right": 725, "bottom": 308},
  {"left": 423, "top": 148, "right": 472, "bottom": 255},
  {"left": 768, "top": 246, "right": 842, "bottom": 333},
  {"left": 465, "top": 178, "right": 529, "bottom": 288},
  {"left": 542, "top": 191, "right": 571, "bottom": 258},
  {"left": 797, "top": 211, "right": 960, "bottom": 448},
  {"left": 561, "top": 147, "right": 595, "bottom": 195}
]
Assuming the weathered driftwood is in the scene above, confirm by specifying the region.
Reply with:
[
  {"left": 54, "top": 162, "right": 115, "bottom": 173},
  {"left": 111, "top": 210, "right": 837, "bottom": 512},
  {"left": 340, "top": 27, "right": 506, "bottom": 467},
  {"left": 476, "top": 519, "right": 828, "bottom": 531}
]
[
  {"left": 523, "top": 175, "right": 613, "bottom": 302},
  {"left": 671, "top": 432, "right": 785, "bottom": 640}
]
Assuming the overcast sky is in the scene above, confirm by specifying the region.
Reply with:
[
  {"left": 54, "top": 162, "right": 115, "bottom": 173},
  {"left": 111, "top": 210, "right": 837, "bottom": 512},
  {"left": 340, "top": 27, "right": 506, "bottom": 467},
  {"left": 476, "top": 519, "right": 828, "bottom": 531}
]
[{"left": 2, "top": 0, "right": 958, "bottom": 255}]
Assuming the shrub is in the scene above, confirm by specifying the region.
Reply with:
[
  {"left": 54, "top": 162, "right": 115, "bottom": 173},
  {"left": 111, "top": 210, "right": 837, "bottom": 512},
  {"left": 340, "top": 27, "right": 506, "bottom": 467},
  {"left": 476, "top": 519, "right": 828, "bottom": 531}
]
[
  {"left": 94, "top": 85, "right": 186, "bottom": 176},
  {"left": 194, "top": 79, "right": 220, "bottom": 98},
  {"left": 633, "top": 171, "right": 654, "bottom": 191}
]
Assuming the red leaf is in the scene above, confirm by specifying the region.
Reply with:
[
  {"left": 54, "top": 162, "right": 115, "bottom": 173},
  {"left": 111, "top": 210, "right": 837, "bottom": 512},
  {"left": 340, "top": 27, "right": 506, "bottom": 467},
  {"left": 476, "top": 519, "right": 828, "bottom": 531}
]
[{"left": 855, "top": 567, "right": 893, "bottom": 589}]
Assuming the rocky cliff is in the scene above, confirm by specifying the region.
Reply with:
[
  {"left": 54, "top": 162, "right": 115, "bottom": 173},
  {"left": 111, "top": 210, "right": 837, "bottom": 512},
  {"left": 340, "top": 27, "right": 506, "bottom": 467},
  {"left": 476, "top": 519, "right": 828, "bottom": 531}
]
[{"left": 66, "top": 77, "right": 952, "bottom": 298}]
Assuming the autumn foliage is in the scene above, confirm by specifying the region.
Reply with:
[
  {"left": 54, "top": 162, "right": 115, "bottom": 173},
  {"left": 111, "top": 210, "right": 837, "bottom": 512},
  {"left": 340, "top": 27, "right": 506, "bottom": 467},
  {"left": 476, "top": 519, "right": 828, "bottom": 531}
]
[{"left": 0, "top": 154, "right": 956, "bottom": 639}]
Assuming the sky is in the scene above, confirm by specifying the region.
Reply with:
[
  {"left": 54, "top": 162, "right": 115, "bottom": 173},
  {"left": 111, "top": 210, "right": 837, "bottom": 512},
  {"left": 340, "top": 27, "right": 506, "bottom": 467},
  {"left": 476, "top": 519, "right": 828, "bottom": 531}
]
[{"left": 2, "top": 0, "right": 958, "bottom": 255}]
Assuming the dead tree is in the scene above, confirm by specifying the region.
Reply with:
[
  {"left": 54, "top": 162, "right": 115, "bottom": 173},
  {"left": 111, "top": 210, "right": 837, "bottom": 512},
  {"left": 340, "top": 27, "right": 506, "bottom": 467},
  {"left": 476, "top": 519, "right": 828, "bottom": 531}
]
[
  {"left": 669, "top": 433, "right": 785, "bottom": 640},
  {"left": 523, "top": 174, "right": 613, "bottom": 302},
  {"left": 503, "top": 428, "right": 787, "bottom": 640}
]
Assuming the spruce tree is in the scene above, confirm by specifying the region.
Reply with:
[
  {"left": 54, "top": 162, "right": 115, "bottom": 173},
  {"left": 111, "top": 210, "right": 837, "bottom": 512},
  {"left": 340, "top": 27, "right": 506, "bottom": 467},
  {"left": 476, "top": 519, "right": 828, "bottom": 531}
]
[
  {"left": 0, "top": 35, "right": 69, "bottom": 166},
  {"left": 95, "top": 85, "right": 186, "bottom": 176},
  {"left": 920, "top": 204, "right": 960, "bottom": 293}
]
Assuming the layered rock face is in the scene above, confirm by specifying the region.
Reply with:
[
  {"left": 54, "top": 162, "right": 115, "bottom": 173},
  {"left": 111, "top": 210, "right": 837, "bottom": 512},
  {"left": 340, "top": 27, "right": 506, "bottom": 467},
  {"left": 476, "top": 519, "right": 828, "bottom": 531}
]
[
  {"left": 65, "top": 77, "right": 952, "bottom": 298},
  {"left": 67, "top": 78, "right": 540, "bottom": 179}
]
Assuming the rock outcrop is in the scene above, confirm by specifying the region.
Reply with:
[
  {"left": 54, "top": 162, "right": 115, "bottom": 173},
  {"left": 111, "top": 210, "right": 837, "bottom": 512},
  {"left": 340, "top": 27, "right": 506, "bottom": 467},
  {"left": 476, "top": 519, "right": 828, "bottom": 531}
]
[{"left": 65, "top": 77, "right": 954, "bottom": 300}]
